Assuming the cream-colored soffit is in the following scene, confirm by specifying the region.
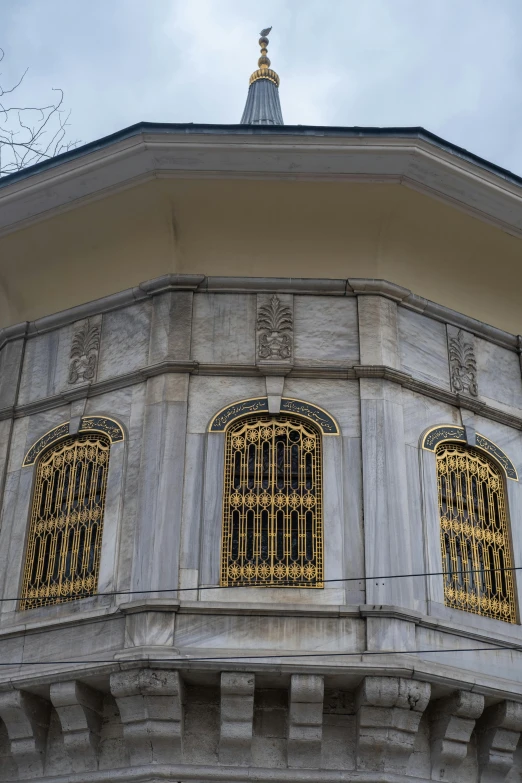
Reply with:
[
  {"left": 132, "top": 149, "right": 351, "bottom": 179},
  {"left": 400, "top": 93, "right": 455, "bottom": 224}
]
[{"left": 1, "top": 128, "right": 522, "bottom": 237}]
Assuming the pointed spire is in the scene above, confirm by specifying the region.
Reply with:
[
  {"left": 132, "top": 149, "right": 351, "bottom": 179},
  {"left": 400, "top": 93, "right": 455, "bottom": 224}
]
[{"left": 240, "top": 28, "right": 283, "bottom": 125}]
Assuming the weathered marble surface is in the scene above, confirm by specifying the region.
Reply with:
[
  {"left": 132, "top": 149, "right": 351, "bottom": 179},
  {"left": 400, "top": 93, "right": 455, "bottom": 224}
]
[
  {"left": 476, "top": 335, "right": 522, "bottom": 415},
  {"left": 17, "top": 330, "right": 64, "bottom": 406},
  {"left": 361, "top": 379, "right": 419, "bottom": 609},
  {"left": 0, "top": 337, "right": 24, "bottom": 410},
  {"left": 174, "top": 612, "right": 365, "bottom": 653},
  {"left": 358, "top": 295, "right": 400, "bottom": 367},
  {"left": 97, "top": 301, "right": 152, "bottom": 382},
  {"left": 187, "top": 375, "right": 266, "bottom": 434},
  {"left": 130, "top": 375, "right": 188, "bottom": 597},
  {"left": 293, "top": 296, "right": 359, "bottom": 365},
  {"left": 191, "top": 293, "right": 256, "bottom": 365},
  {"left": 149, "top": 291, "right": 193, "bottom": 363},
  {"left": 282, "top": 378, "right": 360, "bottom": 437},
  {"left": 399, "top": 307, "right": 451, "bottom": 389}
]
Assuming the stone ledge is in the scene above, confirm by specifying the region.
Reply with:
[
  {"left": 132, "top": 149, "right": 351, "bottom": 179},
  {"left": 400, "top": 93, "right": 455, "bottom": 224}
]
[
  {"left": 3, "top": 760, "right": 435, "bottom": 782},
  {"left": 3, "top": 362, "right": 522, "bottom": 433}
]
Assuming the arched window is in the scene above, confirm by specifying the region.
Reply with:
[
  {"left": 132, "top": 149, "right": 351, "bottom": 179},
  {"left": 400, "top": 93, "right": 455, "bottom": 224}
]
[
  {"left": 21, "top": 432, "right": 110, "bottom": 610},
  {"left": 222, "top": 414, "right": 323, "bottom": 588},
  {"left": 436, "top": 442, "right": 516, "bottom": 623}
]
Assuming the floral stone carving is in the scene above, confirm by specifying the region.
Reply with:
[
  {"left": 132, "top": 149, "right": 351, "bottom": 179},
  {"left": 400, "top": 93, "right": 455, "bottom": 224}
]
[
  {"left": 257, "top": 295, "right": 293, "bottom": 360},
  {"left": 448, "top": 329, "right": 478, "bottom": 397},
  {"left": 69, "top": 319, "right": 101, "bottom": 384}
]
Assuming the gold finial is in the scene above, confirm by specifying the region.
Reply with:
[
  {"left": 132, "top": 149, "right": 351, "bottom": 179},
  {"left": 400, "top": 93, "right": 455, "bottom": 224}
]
[{"left": 249, "top": 27, "right": 280, "bottom": 87}]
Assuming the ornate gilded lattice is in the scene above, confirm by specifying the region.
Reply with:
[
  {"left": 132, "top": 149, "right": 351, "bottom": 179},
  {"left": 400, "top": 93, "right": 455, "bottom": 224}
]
[
  {"left": 437, "top": 442, "right": 516, "bottom": 623},
  {"left": 21, "top": 433, "right": 110, "bottom": 610},
  {"left": 222, "top": 414, "right": 323, "bottom": 587}
]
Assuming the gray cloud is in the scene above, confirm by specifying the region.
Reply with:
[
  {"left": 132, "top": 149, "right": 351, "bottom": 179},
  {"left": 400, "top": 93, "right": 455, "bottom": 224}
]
[{"left": 1, "top": 0, "right": 521, "bottom": 171}]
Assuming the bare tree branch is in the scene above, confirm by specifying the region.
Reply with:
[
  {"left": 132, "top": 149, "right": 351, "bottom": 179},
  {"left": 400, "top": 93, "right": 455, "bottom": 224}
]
[{"left": 0, "top": 47, "right": 79, "bottom": 177}]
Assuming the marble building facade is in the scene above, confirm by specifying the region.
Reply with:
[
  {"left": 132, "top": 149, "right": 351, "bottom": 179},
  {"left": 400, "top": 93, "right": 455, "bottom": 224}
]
[{"left": 0, "top": 270, "right": 522, "bottom": 782}]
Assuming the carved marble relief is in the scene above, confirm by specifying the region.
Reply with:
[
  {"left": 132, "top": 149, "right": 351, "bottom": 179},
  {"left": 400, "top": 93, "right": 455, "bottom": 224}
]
[
  {"left": 448, "top": 328, "right": 478, "bottom": 397},
  {"left": 256, "top": 294, "right": 293, "bottom": 360},
  {"left": 68, "top": 319, "right": 101, "bottom": 384}
]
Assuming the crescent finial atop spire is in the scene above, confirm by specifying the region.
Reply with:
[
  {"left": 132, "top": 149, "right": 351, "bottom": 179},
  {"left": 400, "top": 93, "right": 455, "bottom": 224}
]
[
  {"left": 240, "top": 27, "right": 283, "bottom": 124},
  {"left": 248, "top": 27, "right": 280, "bottom": 87}
]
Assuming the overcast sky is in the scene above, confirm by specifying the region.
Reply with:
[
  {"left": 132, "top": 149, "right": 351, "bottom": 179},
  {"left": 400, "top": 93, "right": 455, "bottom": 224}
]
[{"left": 1, "top": 0, "right": 522, "bottom": 173}]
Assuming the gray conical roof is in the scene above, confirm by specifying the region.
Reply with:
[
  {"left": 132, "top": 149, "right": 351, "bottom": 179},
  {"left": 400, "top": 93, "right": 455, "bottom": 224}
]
[
  {"left": 240, "top": 29, "right": 283, "bottom": 126},
  {"left": 241, "top": 78, "right": 283, "bottom": 125}
]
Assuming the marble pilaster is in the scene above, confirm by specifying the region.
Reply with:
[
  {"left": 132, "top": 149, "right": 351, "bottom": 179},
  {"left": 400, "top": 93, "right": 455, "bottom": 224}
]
[{"left": 130, "top": 374, "right": 189, "bottom": 599}]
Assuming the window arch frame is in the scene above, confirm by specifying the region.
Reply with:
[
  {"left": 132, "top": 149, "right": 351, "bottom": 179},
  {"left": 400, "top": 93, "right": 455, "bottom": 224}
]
[
  {"left": 221, "top": 411, "right": 324, "bottom": 589},
  {"left": 20, "top": 430, "right": 112, "bottom": 610},
  {"left": 421, "top": 424, "right": 519, "bottom": 625},
  {"left": 197, "top": 394, "right": 347, "bottom": 602},
  {"left": 4, "top": 414, "right": 127, "bottom": 617}
]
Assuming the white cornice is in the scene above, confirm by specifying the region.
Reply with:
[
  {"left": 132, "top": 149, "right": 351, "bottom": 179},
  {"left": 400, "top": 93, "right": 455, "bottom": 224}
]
[{"left": 1, "top": 131, "right": 522, "bottom": 237}]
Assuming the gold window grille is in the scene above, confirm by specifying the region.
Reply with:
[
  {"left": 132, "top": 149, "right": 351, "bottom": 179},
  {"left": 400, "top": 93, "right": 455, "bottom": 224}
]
[
  {"left": 436, "top": 442, "right": 516, "bottom": 623},
  {"left": 21, "top": 433, "right": 110, "bottom": 610},
  {"left": 222, "top": 414, "right": 323, "bottom": 587}
]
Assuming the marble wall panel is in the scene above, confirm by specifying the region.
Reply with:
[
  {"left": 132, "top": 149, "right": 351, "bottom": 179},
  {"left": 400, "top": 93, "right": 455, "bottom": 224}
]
[
  {"left": 22, "top": 404, "right": 71, "bottom": 462},
  {"left": 322, "top": 436, "right": 346, "bottom": 598},
  {"left": 149, "top": 291, "right": 193, "bottom": 363},
  {"left": 0, "top": 634, "right": 26, "bottom": 680},
  {"left": 405, "top": 444, "right": 428, "bottom": 614},
  {"left": 174, "top": 613, "right": 365, "bottom": 654},
  {"left": 204, "top": 584, "right": 345, "bottom": 605},
  {"left": 342, "top": 436, "right": 365, "bottom": 605},
  {"left": 358, "top": 296, "right": 400, "bottom": 368},
  {"left": 114, "top": 384, "right": 146, "bottom": 596},
  {"left": 20, "top": 616, "right": 125, "bottom": 665},
  {"left": 401, "top": 389, "right": 460, "bottom": 449},
  {"left": 0, "top": 419, "right": 12, "bottom": 498},
  {"left": 180, "top": 434, "right": 205, "bottom": 572},
  {"left": 130, "top": 378, "right": 188, "bottom": 596},
  {"left": 18, "top": 329, "right": 61, "bottom": 406},
  {"left": 97, "top": 301, "right": 152, "bottom": 382},
  {"left": 416, "top": 626, "right": 522, "bottom": 686},
  {"left": 0, "top": 338, "right": 24, "bottom": 410},
  {"left": 187, "top": 376, "right": 266, "bottom": 434},
  {"left": 399, "top": 308, "right": 451, "bottom": 390},
  {"left": 83, "top": 386, "right": 135, "bottom": 429},
  {"left": 420, "top": 447, "right": 444, "bottom": 609},
  {"left": 293, "top": 296, "right": 359, "bottom": 365},
  {"left": 476, "top": 337, "right": 522, "bottom": 415},
  {"left": 97, "top": 441, "right": 126, "bottom": 596},
  {"left": 366, "top": 616, "right": 416, "bottom": 652},
  {"left": 191, "top": 294, "right": 256, "bottom": 365},
  {"left": 282, "top": 378, "right": 360, "bottom": 438},
  {"left": 4, "top": 417, "right": 29, "bottom": 475},
  {"left": 199, "top": 433, "right": 225, "bottom": 587},
  {"left": 361, "top": 381, "right": 418, "bottom": 610},
  {"left": 0, "top": 466, "right": 33, "bottom": 612}
]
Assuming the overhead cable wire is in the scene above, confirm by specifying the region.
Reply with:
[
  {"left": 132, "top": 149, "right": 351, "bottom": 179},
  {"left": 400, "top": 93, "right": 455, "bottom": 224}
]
[
  {"left": 1, "top": 644, "right": 522, "bottom": 667},
  {"left": 2, "top": 564, "right": 522, "bottom": 603}
]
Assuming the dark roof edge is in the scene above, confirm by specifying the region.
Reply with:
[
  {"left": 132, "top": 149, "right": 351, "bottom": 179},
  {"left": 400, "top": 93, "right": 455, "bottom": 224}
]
[{"left": 1, "top": 121, "right": 521, "bottom": 190}]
